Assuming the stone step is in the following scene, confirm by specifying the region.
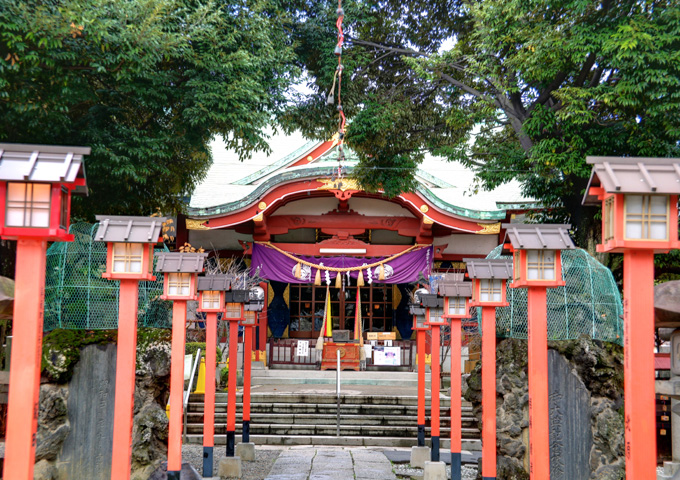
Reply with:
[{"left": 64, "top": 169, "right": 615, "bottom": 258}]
[
  {"left": 184, "top": 423, "right": 481, "bottom": 438},
  {"left": 251, "top": 370, "right": 429, "bottom": 387},
  {"left": 186, "top": 402, "right": 472, "bottom": 415},
  {"left": 185, "top": 412, "right": 478, "bottom": 428},
  {"left": 188, "top": 392, "right": 463, "bottom": 407},
  {"left": 183, "top": 434, "right": 482, "bottom": 451}
]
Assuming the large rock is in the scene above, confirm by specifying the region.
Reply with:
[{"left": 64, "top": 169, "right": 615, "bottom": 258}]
[
  {"left": 35, "top": 385, "right": 70, "bottom": 462},
  {"left": 656, "top": 281, "right": 680, "bottom": 328},
  {"left": 464, "top": 335, "right": 624, "bottom": 480}
]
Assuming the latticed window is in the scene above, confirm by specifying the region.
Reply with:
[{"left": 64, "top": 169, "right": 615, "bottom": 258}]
[
  {"left": 625, "top": 194, "right": 668, "bottom": 240},
  {"left": 243, "top": 311, "right": 257, "bottom": 325},
  {"left": 167, "top": 272, "right": 191, "bottom": 296},
  {"left": 6, "top": 182, "right": 51, "bottom": 227},
  {"left": 479, "top": 279, "right": 503, "bottom": 302},
  {"left": 112, "top": 243, "right": 144, "bottom": 273},
  {"left": 415, "top": 314, "right": 427, "bottom": 328},
  {"left": 527, "top": 250, "right": 556, "bottom": 281},
  {"left": 430, "top": 307, "right": 444, "bottom": 323},
  {"left": 448, "top": 296, "right": 467, "bottom": 316},
  {"left": 604, "top": 196, "right": 615, "bottom": 242},
  {"left": 225, "top": 302, "right": 242, "bottom": 319},
  {"left": 201, "top": 290, "right": 221, "bottom": 310}
]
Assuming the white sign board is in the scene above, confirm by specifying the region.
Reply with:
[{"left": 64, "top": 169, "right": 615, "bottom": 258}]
[
  {"left": 373, "top": 346, "right": 401, "bottom": 366},
  {"left": 363, "top": 345, "right": 373, "bottom": 359},
  {"left": 296, "top": 340, "right": 309, "bottom": 357}
]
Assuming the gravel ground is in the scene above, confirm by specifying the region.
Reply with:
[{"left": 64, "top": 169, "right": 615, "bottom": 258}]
[
  {"left": 182, "top": 444, "right": 282, "bottom": 480},
  {"left": 394, "top": 463, "right": 478, "bottom": 480}
]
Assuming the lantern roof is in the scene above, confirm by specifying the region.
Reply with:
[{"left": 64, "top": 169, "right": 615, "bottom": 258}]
[
  {"left": 0, "top": 143, "right": 89, "bottom": 189},
  {"left": 197, "top": 274, "right": 235, "bottom": 292},
  {"left": 583, "top": 156, "right": 680, "bottom": 205},
  {"left": 463, "top": 258, "right": 512, "bottom": 280},
  {"left": 155, "top": 252, "right": 208, "bottom": 273},
  {"left": 436, "top": 280, "right": 473, "bottom": 298},
  {"left": 94, "top": 215, "right": 167, "bottom": 244},
  {"left": 502, "top": 223, "right": 575, "bottom": 251}
]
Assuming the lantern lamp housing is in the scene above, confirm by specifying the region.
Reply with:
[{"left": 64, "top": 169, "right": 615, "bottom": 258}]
[
  {"left": 196, "top": 274, "right": 234, "bottom": 313},
  {"left": 583, "top": 156, "right": 680, "bottom": 253},
  {"left": 413, "top": 311, "right": 430, "bottom": 331},
  {"left": 0, "top": 144, "right": 89, "bottom": 241},
  {"left": 241, "top": 310, "right": 257, "bottom": 326},
  {"left": 225, "top": 302, "right": 244, "bottom": 321},
  {"left": 94, "top": 215, "right": 166, "bottom": 281},
  {"left": 502, "top": 223, "right": 575, "bottom": 288},
  {"left": 464, "top": 258, "right": 512, "bottom": 308},
  {"left": 155, "top": 251, "right": 208, "bottom": 301},
  {"left": 426, "top": 306, "right": 447, "bottom": 327},
  {"left": 437, "top": 279, "right": 473, "bottom": 319}
]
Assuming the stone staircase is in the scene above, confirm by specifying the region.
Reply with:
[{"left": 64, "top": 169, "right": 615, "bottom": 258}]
[{"left": 184, "top": 370, "right": 480, "bottom": 451}]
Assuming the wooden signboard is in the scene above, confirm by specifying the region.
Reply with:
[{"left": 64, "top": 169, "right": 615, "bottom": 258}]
[{"left": 366, "top": 332, "right": 396, "bottom": 341}]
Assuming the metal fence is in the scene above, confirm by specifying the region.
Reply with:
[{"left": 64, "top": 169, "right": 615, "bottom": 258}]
[
  {"left": 482, "top": 245, "right": 623, "bottom": 345},
  {"left": 43, "top": 222, "right": 171, "bottom": 331}
]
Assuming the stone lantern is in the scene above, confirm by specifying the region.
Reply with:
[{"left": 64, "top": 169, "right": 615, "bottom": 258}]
[
  {"left": 0, "top": 143, "right": 89, "bottom": 480},
  {"left": 94, "top": 215, "right": 165, "bottom": 480},
  {"left": 583, "top": 156, "right": 680, "bottom": 480},
  {"left": 155, "top": 251, "right": 208, "bottom": 480},
  {"left": 464, "top": 258, "right": 512, "bottom": 480},
  {"left": 502, "top": 223, "right": 575, "bottom": 480}
]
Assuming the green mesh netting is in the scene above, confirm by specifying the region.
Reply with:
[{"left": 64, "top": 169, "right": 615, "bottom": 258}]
[
  {"left": 44, "top": 223, "right": 172, "bottom": 331},
  {"left": 480, "top": 245, "right": 623, "bottom": 345}
]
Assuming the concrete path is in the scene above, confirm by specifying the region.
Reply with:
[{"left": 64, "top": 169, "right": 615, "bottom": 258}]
[{"left": 264, "top": 447, "right": 397, "bottom": 480}]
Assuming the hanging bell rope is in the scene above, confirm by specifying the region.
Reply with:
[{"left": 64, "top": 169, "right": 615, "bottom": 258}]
[{"left": 335, "top": 272, "right": 342, "bottom": 289}]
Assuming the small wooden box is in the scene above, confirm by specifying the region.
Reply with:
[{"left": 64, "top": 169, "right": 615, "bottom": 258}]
[{"left": 321, "top": 342, "right": 360, "bottom": 371}]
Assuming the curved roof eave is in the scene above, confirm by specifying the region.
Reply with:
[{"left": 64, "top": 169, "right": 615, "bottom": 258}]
[{"left": 186, "top": 165, "right": 508, "bottom": 221}]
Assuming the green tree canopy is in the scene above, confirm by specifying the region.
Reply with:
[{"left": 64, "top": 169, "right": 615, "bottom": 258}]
[
  {"left": 0, "top": 0, "right": 299, "bottom": 218},
  {"left": 286, "top": 0, "right": 680, "bottom": 245}
]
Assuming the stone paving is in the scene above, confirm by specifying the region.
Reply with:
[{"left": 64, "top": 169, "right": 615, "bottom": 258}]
[{"left": 264, "top": 447, "right": 397, "bottom": 480}]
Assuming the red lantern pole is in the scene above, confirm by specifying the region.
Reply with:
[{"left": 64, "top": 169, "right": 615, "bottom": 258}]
[
  {"left": 481, "top": 306, "right": 496, "bottom": 480},
  {"left": 110, "top": 279, "right": 140, "bottom": 480},
  {"left": 430, "top": 322, "right": 441, "bottom": 461},
  {"left": 167, "top": 301, "right": 187, "bottom": 479},
  {"left": 243, "top": 323, "right": 253, "bottom": 442},
  {"left": 527, "top": 287, "right": 549, "bottom": 480},
  {"left": 202, "top": 311, "right": 218, "bottom": 477},
  {"left": 450, "top": 317, "right": 462, "bottom": 480},
  {"left": 417, "top": 326, "right": 426, "bottom": 446},
  {"left": 623, "top": 249, "right": 656, "bottom": 479},
  {"left": 226, "top": 314, "right": 240, "bottom": 456},
  {"left": 4, "top": 238, "right": 47, "bottom": 480}
]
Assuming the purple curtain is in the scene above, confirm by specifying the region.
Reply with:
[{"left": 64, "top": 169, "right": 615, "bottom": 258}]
[{"left": 251, "top": 243, "right": 433, "bottom": 284}]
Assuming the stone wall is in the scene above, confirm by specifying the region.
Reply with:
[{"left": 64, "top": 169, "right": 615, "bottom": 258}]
[
  {"left": 464, "top": 335, "right": 625, "bottom": 480},
  {"left": 34, "top": 338, "right": 171, "bottom": 480}
]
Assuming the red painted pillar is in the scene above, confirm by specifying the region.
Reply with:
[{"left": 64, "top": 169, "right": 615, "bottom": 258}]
[
  {"left": 481, "top": 306, "right": 496, "bottom": 480},
  {"left": 226, "top": 318, "right": 239, "bottom": 456},
  {"left": 243, "top": 325, "right": 252, "bottom": 443},
  {"left": 623, "top": 249, "right": 656, "bottom": 480},
  {"left": 4, "top": 238, "right": 47, "bottom": 480},
  {"left": 167, "top": 301, "right": 187, "bottom": 478},
  {"left": 417, "top": 328, "right": 426, "bottom": 446},
  {"left": 431, "top": 324, "right": 441, "bottom": 461},
  {"left": 450, "top": 318, "right": 462, "bottom": 480},
  {"left": 110, "top": 279, "right": 140, "bottom": 480},
  {"left": 202, "top": 312, "right": 218, "bottom": 477},
  {"left": 527, "top": 287, "right": 549, "bottom": 480}
]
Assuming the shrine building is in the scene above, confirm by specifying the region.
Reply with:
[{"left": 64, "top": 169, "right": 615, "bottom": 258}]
[{"left": 178, "top": 131, "right": 533, "bottom": 368}]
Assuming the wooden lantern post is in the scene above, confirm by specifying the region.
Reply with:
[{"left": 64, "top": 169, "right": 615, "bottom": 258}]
[
  {"left": 196, "top": 274, "right": 233, "bottom": 478},
  {"left": 464, "top": 258, "right": 512, "bottom": 480},
  {"left": 502, "top": 224, "right": 575, "bottom": 480},
  {"left": 410, "top": 288, "right": 432, "bottom": 449},
  {"left": 94, "top": 216, "right": 165, "bottom": 480},
  {"left": 0, "top": 143, "right": 88, "bottom": 480},
  {"left": 421, "top": 291, "right": 445, "bottom": 462},
  {"left": 155, "top": 251, "right": 208, "bottom": 480},
  {"left": 223, "top": 289, "right": 249, "bottom": 458},
  {"left": 438, "top": 278, "right": 473, "bottom": 480},
  {"left": 583, "top": 156, "right": 680, "bottom": 480},
  {"left": 241, "top": 286, "right": 264, "bottom": 447}
]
